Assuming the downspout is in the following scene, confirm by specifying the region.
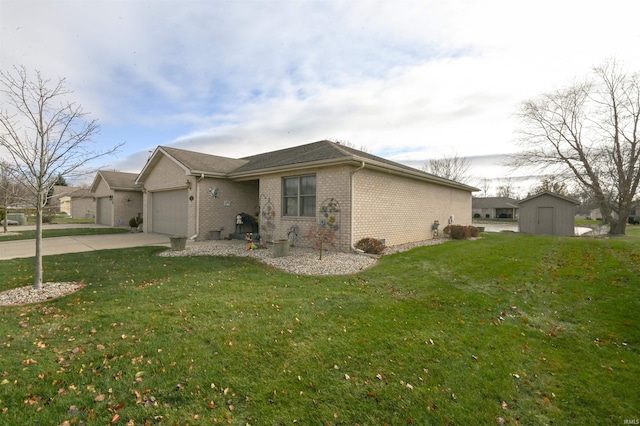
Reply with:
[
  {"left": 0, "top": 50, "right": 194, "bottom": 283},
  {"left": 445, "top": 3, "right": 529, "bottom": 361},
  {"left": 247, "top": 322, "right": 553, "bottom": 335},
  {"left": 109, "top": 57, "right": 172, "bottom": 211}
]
[
  {"left": 350, "top": 161, "right": 366, "bottom": 252},
  {"left": 191, "top": 173, "right": 206, "bottom": 240}
]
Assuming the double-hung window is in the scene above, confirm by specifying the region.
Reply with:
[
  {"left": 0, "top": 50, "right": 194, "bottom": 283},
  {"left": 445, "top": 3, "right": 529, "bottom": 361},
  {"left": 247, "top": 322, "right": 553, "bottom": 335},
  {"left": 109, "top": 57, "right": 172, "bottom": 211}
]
[{"left": 283, "top": 175, "right": 316, "bottom": 217}]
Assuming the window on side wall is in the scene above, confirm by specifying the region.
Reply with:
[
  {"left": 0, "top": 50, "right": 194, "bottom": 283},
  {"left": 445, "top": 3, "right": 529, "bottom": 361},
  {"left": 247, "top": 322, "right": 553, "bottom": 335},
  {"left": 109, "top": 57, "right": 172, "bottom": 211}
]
[{"left": 283, "top": 175, "right": 316, "bottom": 217}]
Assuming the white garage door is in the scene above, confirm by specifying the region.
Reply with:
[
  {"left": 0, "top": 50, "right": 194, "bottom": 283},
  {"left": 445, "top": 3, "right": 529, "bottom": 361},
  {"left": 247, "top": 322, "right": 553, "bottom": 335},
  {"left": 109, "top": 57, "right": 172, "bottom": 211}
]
[
  {"left": 151, "top": 190, "right": 188, "bottom": 235},
  {"left": 96, "top": 197, "right": 112, "bottom": 226}
]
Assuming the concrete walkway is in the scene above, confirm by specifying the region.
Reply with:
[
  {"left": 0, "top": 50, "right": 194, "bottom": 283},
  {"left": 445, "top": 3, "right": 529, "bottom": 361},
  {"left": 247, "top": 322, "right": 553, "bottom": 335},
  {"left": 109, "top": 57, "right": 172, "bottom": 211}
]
[{"left": 0, "top": 225, "right": 171, "bottom": 260}]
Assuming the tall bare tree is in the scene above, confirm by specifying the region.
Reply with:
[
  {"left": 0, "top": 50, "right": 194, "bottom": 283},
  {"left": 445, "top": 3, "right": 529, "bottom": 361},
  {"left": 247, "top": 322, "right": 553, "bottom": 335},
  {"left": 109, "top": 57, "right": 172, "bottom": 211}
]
[
  {"left": 511, "top": 60, "right": 640, "bottom": 235},
  {"left": 0, "top": 66, "right": 121, "bottom": 289},
  {"left": 423, "top": 152, "right": 472, "bottom": 183}
]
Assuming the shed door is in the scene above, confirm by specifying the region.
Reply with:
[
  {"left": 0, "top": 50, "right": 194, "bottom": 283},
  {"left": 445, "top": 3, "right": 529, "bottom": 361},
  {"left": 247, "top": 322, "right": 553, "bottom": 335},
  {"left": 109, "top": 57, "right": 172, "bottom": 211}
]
[
  {"left": 151, "top": 190, "right": 188, "bottom": 235},
  {"left": 537, "top": 207, "right": 554, "bottom": 235},
  {"left": 96, "top": 197, "right": 112, "bottom": 226}
]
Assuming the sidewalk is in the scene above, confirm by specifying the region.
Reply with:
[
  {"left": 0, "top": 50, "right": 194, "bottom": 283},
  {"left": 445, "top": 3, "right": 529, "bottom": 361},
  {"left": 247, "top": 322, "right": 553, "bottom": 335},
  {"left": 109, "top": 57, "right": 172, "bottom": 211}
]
[{"left": 0, "top": 225, "right": 171, "bottom": 260}]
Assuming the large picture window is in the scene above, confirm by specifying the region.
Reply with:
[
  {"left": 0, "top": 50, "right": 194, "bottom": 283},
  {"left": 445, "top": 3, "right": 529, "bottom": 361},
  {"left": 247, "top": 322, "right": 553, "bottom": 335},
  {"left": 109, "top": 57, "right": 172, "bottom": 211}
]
[{"left": 283, "top": 175, "right": 316, "bottom": 217}]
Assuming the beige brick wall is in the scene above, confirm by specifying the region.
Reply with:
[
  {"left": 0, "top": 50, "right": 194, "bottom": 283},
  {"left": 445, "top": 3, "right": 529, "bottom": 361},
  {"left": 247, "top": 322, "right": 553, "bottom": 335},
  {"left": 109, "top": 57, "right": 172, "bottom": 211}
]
[
  {"left": 352, "top": 168, "right": 472, "bottom": 246},
  {"left": 70, "top": 197, "right": 95, "bottom": 220},
  {"left": 257, "top": 166, "right": 352, "bottom": 251},
  {"left": 197, "top": 178, "right": 259, "bottom": 240},
  {"left": 112, "top": 191, "right": 143, "bottom": 228}
]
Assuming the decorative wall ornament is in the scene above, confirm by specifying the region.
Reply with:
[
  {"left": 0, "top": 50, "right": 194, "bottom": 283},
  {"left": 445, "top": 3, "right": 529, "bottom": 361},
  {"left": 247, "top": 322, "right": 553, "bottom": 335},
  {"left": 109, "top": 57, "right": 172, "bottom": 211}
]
[
  {"left": 319, "top": 197, "right": 341, "bottom": 232},
  {"left": 260, "top": 196, "right": 276, "bottom": 242},
  {"left": 209, "top": 187, "right": 220, "bottom": 198}
]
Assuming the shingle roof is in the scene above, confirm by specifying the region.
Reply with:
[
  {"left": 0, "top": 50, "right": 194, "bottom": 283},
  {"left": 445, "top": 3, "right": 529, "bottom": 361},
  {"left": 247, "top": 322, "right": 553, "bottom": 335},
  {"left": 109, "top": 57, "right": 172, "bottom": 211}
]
[
  {"left": 161, "top": 146, "right": 248, "bottom": 174},
  {"left": 233, "top": 140, "right": 432, "bottom": 176},
  {"left": 472, "top": 197, "right": 520, "bottom": 209},
  {"left": 95, "top": 171, "right": 142, "bottom": 191},
  {"left": 232, "top": 140, "right": 349, "bottom": 173},
  {"left": 140, "top": 140, "right": 478, "bottom": 192},
  {"left": 518, "top": 191, "right": 580, "bottom": 205}
]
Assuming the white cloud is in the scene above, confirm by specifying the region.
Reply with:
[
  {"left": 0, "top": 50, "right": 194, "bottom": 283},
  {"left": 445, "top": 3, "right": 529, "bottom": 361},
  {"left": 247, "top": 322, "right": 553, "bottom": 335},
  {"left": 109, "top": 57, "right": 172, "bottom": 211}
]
[{"left": 3, "top": 0, "right": 640, "bottom": 189}]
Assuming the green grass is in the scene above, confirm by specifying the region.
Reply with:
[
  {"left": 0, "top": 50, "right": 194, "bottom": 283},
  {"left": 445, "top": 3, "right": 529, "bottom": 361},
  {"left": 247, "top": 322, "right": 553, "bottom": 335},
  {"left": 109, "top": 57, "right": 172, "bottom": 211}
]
[
  {"left": 0, "top": 232, "right": 638, "bottom": 425},
  {"left": 0, "top": 227, "right": 129, "bottom": 241}
]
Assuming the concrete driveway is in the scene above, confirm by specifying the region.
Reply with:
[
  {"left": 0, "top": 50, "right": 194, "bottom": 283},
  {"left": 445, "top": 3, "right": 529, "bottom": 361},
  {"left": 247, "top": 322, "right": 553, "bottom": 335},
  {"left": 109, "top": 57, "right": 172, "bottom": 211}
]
[{"left": 0, "top": 225, "right": 171, "bottom": 260}]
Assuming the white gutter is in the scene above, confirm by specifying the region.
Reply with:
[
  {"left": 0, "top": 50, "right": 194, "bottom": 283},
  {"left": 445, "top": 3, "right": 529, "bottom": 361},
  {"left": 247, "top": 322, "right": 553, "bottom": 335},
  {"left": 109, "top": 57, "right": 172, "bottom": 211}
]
[{"left": 350, "top": 161, "right": 366, "bottom": 252}]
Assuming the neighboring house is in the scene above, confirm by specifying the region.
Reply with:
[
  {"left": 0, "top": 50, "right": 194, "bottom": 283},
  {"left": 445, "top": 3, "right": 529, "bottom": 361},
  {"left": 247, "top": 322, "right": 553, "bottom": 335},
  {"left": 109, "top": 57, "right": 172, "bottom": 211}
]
[
  {"left": 518, "top": 191, "right": 580, "bottom": 236},
  {"left": 135, "top": 140, "right": 478, "bottom": 251},
  {"left": 48, "top": 185, "right": 81, "bottom": 212},
  {"left": 59, "top": 188, "right": 95, "bottom": 219},
  {"left": 472, "top": 197, "right": 519, "bottom": 219},
  {"left": 589, "top": 208, "right": 603, "bottom": 221},
  {"left": 89, "top": 171, "right": 143, "bottom": 226}
]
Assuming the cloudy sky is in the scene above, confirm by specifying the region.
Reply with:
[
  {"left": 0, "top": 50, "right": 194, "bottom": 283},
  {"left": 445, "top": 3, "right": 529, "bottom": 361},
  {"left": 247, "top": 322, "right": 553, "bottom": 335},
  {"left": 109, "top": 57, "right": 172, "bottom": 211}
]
[{"left": 2, "top": 0, "right": 640, "bottom": 193}]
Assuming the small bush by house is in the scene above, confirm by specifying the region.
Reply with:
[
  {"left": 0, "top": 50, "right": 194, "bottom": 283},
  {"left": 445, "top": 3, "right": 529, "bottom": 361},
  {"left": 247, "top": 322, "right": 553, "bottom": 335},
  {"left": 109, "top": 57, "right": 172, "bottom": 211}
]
[
  {"left": 443, "top": 225, "right": 480, "bottom": 240},
  {"left": 355, "top": 237, "right": 385, "bottom": 255}
]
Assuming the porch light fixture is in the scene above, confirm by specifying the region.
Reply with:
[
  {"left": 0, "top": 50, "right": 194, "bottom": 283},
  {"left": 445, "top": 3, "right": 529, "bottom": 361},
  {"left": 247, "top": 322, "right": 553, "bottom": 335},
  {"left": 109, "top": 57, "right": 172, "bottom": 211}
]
[
  {"left": 109, "top": 195, "right": 113, "bottom": 200},
  {"left": 186, "top": 179, "right": 192, "bottom": 190}
]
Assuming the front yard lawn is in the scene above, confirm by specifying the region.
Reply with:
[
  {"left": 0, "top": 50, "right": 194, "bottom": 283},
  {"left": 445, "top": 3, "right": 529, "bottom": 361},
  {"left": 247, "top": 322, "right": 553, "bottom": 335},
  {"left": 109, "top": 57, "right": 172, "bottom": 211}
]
[{"left": 0, "top": 232, "right": 637, "bottom": 424}]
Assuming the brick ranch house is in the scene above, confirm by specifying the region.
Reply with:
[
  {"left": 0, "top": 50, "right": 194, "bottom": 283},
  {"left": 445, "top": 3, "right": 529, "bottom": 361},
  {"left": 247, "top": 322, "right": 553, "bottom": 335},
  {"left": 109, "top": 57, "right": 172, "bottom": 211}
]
[{"left": 135, "top": 140, "right": 479, "bottom": 252}]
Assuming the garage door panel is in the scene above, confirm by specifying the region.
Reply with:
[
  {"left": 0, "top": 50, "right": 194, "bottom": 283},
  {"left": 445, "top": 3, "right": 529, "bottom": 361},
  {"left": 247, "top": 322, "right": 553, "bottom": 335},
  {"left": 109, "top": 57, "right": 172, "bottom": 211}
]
[
  {"left": 151, "top": 190, "right": 187, "bottom": 235},
  {"left": 97, "top": 198, "right": 111, "bottom": 226}
]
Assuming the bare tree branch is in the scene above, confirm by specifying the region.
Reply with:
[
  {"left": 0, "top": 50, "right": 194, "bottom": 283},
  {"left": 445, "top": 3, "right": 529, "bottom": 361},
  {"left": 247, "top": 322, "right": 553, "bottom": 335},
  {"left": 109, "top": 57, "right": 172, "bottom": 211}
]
[
  {"left": 508, "top": 59, "right": 640, "bottom": 235},
  {"left": 423, "top": 152, "right": 472, "bottom": 184}
]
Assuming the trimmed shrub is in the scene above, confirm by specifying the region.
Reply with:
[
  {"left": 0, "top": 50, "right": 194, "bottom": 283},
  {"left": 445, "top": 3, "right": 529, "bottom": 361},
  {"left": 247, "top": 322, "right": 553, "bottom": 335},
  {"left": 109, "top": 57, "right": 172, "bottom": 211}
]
[
  {"left": 473, "top": 213, "right": 481, "bottom": 218},
  {"left": 355, "top": 237, "right": 385, "bottom": 255},
  {"left": 443, "top": 225, "right": 480, "bottom": 240},
  {"left": 467, "top": 225, "right": 480, "bottom": 238}
]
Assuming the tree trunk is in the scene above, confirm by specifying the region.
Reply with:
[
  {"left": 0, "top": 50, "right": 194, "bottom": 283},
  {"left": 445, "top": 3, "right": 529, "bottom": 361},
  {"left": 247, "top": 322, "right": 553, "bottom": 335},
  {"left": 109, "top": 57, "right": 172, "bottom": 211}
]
[
  {"left": 34, "top": 200, "right": 44, "bottom": 290},
  {"left": 609, "top": 218, "right": 627, "bottom": 235},
  {"left": 610, "top": 203, "right": 631, "bottom": 236}
]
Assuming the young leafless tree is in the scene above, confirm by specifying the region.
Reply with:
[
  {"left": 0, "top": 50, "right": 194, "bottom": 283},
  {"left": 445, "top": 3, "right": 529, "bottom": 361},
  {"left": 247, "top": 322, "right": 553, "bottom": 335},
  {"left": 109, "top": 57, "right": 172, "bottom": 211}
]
[
  {"left": 510, "top": 60, "right": 640, "bottom": 235},
  {"left": 423, "top": 152, "right": 472, "bottom": 184},
  {"left": 528, "top": 176, "right": 570, "bottom": 197},
  {"left": 0, "top": 161, "right": 29, "bottom": 232},
  {"left": 476, "top": 177, "right": 492, "bottom": 197},
  {"left": 0, "top": 66, "right": 121, "bottom": 289},
  {"left": 495, "top": 178, "right": 519, "bottom": 199}
]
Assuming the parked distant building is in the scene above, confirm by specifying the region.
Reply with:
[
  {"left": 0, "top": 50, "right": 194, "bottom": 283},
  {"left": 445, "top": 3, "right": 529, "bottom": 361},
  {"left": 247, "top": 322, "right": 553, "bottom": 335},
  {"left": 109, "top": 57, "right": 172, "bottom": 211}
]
[
  {"left": 472, "top": 197, "right": 519, "bottom": 219},
  {"left": 518, "top": 192, "right": 580, "bottom": 236}
]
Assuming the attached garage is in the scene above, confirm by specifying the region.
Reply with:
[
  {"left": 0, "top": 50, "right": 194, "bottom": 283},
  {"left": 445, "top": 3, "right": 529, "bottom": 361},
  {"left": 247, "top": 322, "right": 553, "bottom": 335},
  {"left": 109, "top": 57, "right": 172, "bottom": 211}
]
[
  {"left": 90, "top": 171, "right": 143, "bottom": 227},
  {"left": 96, "top": 197, "right": 112, "bottom": 226},
  {"left": 150, "top": 189, "right": 188, "bottom": 235}
]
